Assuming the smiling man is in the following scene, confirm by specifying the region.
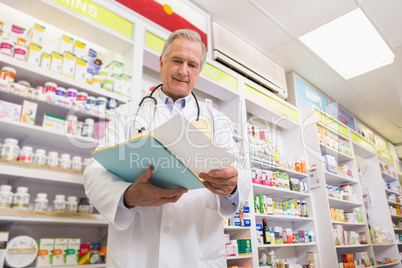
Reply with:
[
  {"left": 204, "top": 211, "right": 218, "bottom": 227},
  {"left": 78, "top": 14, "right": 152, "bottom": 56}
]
[{"left": 84, "top": 29, "right": 250, "bottom": 268}]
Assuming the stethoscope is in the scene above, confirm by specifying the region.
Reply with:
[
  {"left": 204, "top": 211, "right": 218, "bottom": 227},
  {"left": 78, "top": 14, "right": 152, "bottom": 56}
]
[{"left": 135, "top": 84, "right": 201, "bottom": 133}]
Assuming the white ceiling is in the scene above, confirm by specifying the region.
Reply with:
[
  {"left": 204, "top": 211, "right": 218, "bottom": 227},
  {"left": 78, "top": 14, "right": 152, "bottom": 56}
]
[{"left": 188, "top": 0, "right": 402, "bottom": 146}]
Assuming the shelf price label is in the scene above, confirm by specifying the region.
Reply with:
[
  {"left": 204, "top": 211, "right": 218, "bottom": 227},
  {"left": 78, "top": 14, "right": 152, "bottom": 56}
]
[
  {"left": 245, "top": 84, "right": 299, "bottom": 122},
  {"left": 350, "top": 132, "right": 375, "bottom": 153},
  {"left": 377, "top": 149, "right": 394, "bottom": 164},
  {"left": 50, "top": 0, "right": 133, "bottom": 38},
  {"left": 314, "top": 110, "right": 349, "bottom": 137},
  {"left": 145, "top": 32, "right": 238, "bottom": 92}
]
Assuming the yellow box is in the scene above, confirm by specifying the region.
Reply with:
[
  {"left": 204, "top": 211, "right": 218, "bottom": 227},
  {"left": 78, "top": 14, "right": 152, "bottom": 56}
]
[
  {"left": 50, "top": 52, "right": 63, "bottom": 73},
  {"left": 27, "top": 23, "right": 45, "bottom": 46},
  {"left": 26, "top": 44, "right": 42, "bottom": 66},
  {"left": 61, "top": 52, "right": 76, "bottom": 78},
  {"left": 58, "top": 34, "right": 74, "bottom": 53},
  {"left": 40, "top": 52, "right": 51, "bottom": 70},
  {"left": 75, "top": 58, "right": 87, "bottom": 81},
  {"left": 73, "top": 40, "right": 86, "bottom": 59}
]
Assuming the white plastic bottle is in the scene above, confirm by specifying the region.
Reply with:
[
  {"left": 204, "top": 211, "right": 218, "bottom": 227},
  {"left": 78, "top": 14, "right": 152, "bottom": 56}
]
[
  {"left": 268, "top": 250, "right": 277, "bottom": 268},
  {"left": 34, "top": 193, "right": 48, "bottom": 212},
  {"left": 0, "top": 138, "right": 19, "bottom": 161},
  {"left": 33, "top": 149, "right": 47, "bottom": 166},
  {"left": 18, "top": 146, "right": 33, "bottom": 163},
  {"left": 53, "top": 194, "right": 66, "bottom": 212},
  {"left": 46, "top": 151, "right": 59, "bottom": 167},
  {"left": 0, "top": 185, "right": 13, "bottom": 208},
  {"left": 60, "top": 153, "right": 71, "bottom": 169},
  {"left": 12, "top": 186, "right": 30, "bottom": 210},
  {"left": 71, "top": 156, "right": 82, "bottom": 171},
  {"left": 66, "top": 196, "right": 78, "bottom": 212}
]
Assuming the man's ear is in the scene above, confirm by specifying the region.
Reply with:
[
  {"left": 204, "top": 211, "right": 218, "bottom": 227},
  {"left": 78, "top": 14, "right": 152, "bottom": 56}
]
[{"left": 159, "top": 56, "right": 163, "bottom": 72}]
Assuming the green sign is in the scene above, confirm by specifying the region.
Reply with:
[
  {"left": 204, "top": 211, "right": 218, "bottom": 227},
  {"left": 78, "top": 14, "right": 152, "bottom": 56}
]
[
  {"left": 315, "top": 110, "right": 349, "bottom": 137},
  {"left": 145, "top": 32, "right": 165, "bottom": 53},
  {"left": 245, "top": 84, "right": 299, "bottom": 122},
  {"left": 351, "top": 132, "right": 375, "bottom": 153},
  {"left": 377, "top": 149, "right": 394, "bottom": 164},
  {"left": 201, "top": 63, "right": 238, "bottom": 92},
  {"left": 51, "top": 0, "right": 133, "bottom": 38}
]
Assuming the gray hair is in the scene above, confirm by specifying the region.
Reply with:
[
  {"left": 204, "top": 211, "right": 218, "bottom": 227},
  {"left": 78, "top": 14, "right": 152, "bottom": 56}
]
[{"left": 161, "top": 29, "right": 207, "bottom": 71}]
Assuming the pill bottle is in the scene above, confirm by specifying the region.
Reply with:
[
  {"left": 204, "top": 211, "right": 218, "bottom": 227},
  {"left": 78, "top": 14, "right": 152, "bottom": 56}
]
[
  {"left": 66, "top": 196, "right": 78, "bottom": 212},
  {"left": 13, "top": 44, "right": 26, "bottom": 61},
  {"left": 33, "top": 149, "right": 47, "bottom": 166},
  {"left": 34, "top": 193, "right": 48, "bottom": 212},
  {"left": 66, "top": 115, "right": 78, "bottom": 135},
  {"left": 71, "top": 156, "right": 82, "bottom": 171},
  {"left": 0, "top": 185, "right": 13, "bottom": 208},
  {"left": 76, "top": 91, "right": 88, "bottom": 110},
  {"left": 18, "top": 146, "right": 33, "bottom": 163},
  {"left": 53, "top": 194, "right": 66, "bottom": 212},
  {"left": 12, "top": 186, "right": 30, "bottom": 210},
  {"left": 95, "top": 97, "right": 107, "bottom": 117},
  {"left": 0, "top": 66, "right": 16, "bottom": 85},
  {"left": 76, "top": 121, "right": 83, "bottom": 136},
  {"left": 0, "top": 38, "right": 13, "bottom": 57},
  {"left": 1, "top": 138, "right": 19, "bottom": 161},
  {"left": 60, "top": 153, "right": 71, "bottom": 169},
  {"left": 55, "top": 87, "right": 66, "bottom": 106},
  {"left": 44, "top": 82, "right": 57, "bottom": 104},
  {"left": 82, "top": 158, "right": 92, "bottom": 171},
  {"left": 78, "top": 197, "right": 90, "bottom": 214},
  {"left": 46, "top": 151, "right": 59, "bottom": 167},
  {"left": 86, "top": 96, "right": 96, "bottom": 112},
  {"left": 66, "top": 88, "right": 78, "bottom": 108},
  {"left": 82, "top": 118, "right": 95, "bottom": 138}
]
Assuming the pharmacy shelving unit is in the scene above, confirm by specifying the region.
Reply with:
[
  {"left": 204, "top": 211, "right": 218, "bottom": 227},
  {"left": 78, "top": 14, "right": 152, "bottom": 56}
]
[
  {"left": 351, "top": 130, "right": 401, "bottom": 267},
  {"left": 301, "top": 106, "right": 374, "bottom": 268},
  {"left": 245, "top": 81, "right": 319, "bottom": 267},
  {"left": 0, "top": 0, "right": 137, "bottom": 261}
]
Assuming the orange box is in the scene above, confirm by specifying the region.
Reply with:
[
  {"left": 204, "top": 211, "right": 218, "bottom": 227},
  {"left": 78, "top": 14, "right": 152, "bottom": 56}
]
[{"left": 342, "top": 253, "right": 354, "bottom": 262}]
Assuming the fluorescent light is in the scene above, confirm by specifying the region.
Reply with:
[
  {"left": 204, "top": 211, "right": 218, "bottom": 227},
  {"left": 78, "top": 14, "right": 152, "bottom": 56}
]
[{"left": 299, "top": 8, "right": 394, "bottom": 80}]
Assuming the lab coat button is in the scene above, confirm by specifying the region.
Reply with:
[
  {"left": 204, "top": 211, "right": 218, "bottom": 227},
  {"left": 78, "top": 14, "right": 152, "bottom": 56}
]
[{"left": 163, "top": 226, "right": 170, "bottom": 233}]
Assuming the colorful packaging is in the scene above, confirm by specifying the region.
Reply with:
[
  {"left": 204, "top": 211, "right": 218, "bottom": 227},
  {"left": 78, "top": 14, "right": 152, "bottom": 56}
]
[
  {"left": 78, "top": 243, "right": 91, "bottom": 264},
  {"left": 0, "top": 232, "right": 9, "bottom": 268},
  {"left": 49, "top": 52, "right": 63, "bottom": 73},
  {"left": 86, "top": 48, "right": 102, "bottom": 75},
  {"left": 73, "top": 40, "right": 86, "bottom": 59},
  {"left": 42, "top": 114, "right": 67, "bottom": 133},
  {"left": 89, "top": 242, "right": 102, "bottom": 264},
  {"left": 65, "top": 238, "right": 80, "bottom": 265},
  {"left": 13, "top": 45, "right": 27, "bottom": 61},
  {"left": 20, "top": 100, "right": 37, "bottom": 125},
  {"left": 61, "top": 52, "right": 76, "bottom": 78},
  {"left": 51, "top": 238, "right": 68, "bottom": 265},
  {"left": 27, "top": 23, "right": 45, "bottom": 46},
  {"left": 40, "top": 53, "right": 51, "bottom": 70},
  {"left": 9, "top": 25, "right": 25, "bottom": 44},
  {"left": 35, "top": 238, "right": 54, "bottom": 266},
  {"left": 0, "top": 39, "right": 13, "bottom": 57},
  {"left": 0, "top": 100, "right": 21, "bottom": 122},
  {"left": 75, "top": 58, "right": 88, "bottom": 81},
  {"left": 105, "top": 60, "right": 124, "bottom": 75},
  {"left": 26, "top": 44, "right": 42, "bottom": 66}
]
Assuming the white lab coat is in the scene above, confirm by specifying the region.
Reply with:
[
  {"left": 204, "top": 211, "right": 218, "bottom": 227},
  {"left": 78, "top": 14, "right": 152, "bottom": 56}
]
[{"left": 84, "top": 90, "right": 250, "bottom": 268}]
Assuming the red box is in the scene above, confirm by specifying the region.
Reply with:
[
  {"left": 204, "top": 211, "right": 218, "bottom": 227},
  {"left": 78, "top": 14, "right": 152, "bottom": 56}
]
[{"left": 342, "top": 253, "right": 354, "bottom": 262}]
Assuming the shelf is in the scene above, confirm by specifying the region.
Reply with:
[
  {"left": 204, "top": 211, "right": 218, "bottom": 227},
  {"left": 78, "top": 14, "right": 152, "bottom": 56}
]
[
  {"left": 386, "top": 189, "right": 402, "bottom": 196},
  {"left": 352, "top": 141, "right": 376, "bottom": 158},
  {"left": 250, "top": 157, "right": 308, "bottom": 179},
  {"left": 335, "top": 244, "right": 371, "bottom": 248},
  {"left": 255, "top": 214, "right": 313, "bottom": 222},
  {"left": 0, "top": 118, "right": 98, "bottom": 155},
  {"left": 388, "top": 200, "right": 402, "bottom": 207},
  {"left": 376, "top": 263, "right": 401, "bottom": 268},
  {"left": 391, "top": 215, "right": 402, "bottom": 220},
  {"left": 332, "top": 221, "right": 366, "bottom": 226},
  {"left": 0, "top": 89, "right": 109, "bottom": 122},
  {"left": 372, "top": 243, "right": 396, "bottom": 247},
  {"left": 27, "top": 264, "right": 107, "bottom": 268},
  {"left": 233, "top": 133, "right": 243, "bottom": 142},
  {"left": 0, "top": 54, "right": 129, "bottom": 103},
  {"left": 316, "top": 121, "right": 350, "bottom": 141},
  {"left": 224, "top": 226, "right": 251, "bottom": 230},
  {"left": 0, "top": 214, "right": 108, "bottom": 227},
  {"left": 258, "top": 242, "right": 317, "bottom": 248},
  {"left": 324, "top": 171, "right": 359, "bottom": 185},
  {"left": 226, "top": 255, "right": 253, "bottom": 260},
  {"left": 328, "top": 197, "right": 362, "bottom": 209},
  {"left": 382, "top": 172, "right": 398, "bottom": 182},
  {"left": 319, "top": 143, "right": 353, "bottom": 162},
  {"left": 0, "top": 162, "right": 84, "bottom": 185},
  {"left": 253, "top": 184, "right": 310, "bottom": 198}
]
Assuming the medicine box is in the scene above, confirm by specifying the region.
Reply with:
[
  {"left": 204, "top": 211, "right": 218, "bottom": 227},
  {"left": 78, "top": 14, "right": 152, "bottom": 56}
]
[
  {"left": 105, "top": 60, "right": 124, "bottom": 75},
  {"left": 58, "top": 34, "right": 74, "bottom": 54},
  {"left": 27, "top": 23, "right": 45, "bottom": 46},
  {"left": 78, "top": 243, "right": 91, "bottom": 265},
  {"left": 50, "top": 52, "right": 63, "bottom": 73},
  {"left": 120, "top": 74, "right": 132, "bottom": 97},
  {"left": 26, "top": 44, "right": 42, "bottom": 66},
  {"left": 0, "top": 100, "right": 21, "bottom": 122},
  {"left": 52, "top": 238, "right": 68, "bottom": 265},
  {"left": 236, "top": 239, "right": 252, "bottom": 255},
  {"left": 73, "top": 40, "right": 86, "bottom": 59},
  {"left": 35, "top": 238, "right": 54, "bottom": 266},
  {"left": 75, "top": 58, "right": 88, "bottom": 81},
  {"left": 65, "top": 238, "right": 80, "bottom": 265},
  {"left": 0, "top": 232, "right": 9, "bottom": 268},
  {"left": 20, "top": 100, "right": 37, "bottom": 125},
  {"left": 61, "top": 52, "right": 76, "bottom": 78},
  {"left": 42, "top": 114, "right": 67, "bottom": 134},
  {"left": 89, "top": 242, "right": 102, "bottom": 264},
  {"left": 40, "top": 53, "right": 51, "bottom": 70}
]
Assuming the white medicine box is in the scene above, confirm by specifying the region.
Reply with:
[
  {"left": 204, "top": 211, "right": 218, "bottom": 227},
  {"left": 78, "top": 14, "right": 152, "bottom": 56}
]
[
  {"left": 35, "top": 238, "right": 54, "bottom": 266},
  {"left": 52, "top": 238, "right": 68, "bottom": 265},
  {"left": 65, "top": 238, "right": 80, "bottom": 265}
]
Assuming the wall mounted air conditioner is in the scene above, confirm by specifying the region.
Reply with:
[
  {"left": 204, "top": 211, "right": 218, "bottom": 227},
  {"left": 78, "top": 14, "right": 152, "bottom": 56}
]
[{"left": 211, "top": 22, "right": 288, "bottom": 100}]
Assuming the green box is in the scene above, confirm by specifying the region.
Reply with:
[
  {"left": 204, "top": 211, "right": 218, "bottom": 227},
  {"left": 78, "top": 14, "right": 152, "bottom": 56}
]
[{"left": 236, "top": 239, "right": 252, "bottom": 255}]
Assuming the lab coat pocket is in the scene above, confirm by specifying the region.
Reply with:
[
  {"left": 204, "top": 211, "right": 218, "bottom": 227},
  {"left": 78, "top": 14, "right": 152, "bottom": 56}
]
[{"left": 200, "top": 207, "right": 226, "bottom": 263}]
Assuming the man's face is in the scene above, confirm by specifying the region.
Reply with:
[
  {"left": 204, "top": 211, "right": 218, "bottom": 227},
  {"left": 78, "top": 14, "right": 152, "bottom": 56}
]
[{"left": 159, "top": 37, "right": 203, "bottom": 101}]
